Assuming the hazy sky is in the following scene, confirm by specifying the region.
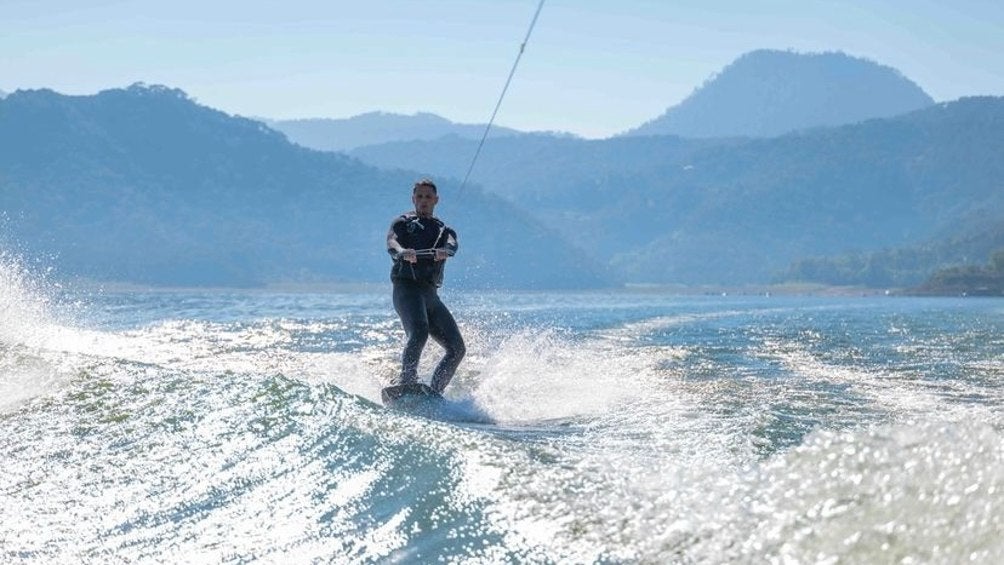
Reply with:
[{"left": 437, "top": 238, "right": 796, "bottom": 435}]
[{"left": 4, "top": 0, "right": 1003, "bottom": 138}]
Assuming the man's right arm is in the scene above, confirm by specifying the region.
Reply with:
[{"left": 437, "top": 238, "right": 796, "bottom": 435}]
[{"left": 387, "top": 221, "right": 417, "bottom": 263}]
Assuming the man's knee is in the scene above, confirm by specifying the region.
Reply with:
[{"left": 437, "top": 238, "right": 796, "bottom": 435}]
[{"left": 407, "top": 323, "right": 430, "bottom": 345}]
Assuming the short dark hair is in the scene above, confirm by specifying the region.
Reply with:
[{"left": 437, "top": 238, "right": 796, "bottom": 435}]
[{"left": 413, "top": 178, "right": 437, "bottom": 194}]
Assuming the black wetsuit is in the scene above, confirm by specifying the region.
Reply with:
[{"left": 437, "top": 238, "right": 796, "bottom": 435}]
[{"left": 388, "top": 213, "right": 465, "bottom": 393}]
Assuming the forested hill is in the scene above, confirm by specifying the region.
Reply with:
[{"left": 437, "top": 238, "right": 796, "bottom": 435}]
[
  {"left": 622, "top": 49, "right": 934, "bottom": 138},
  {"left": 0, "top": 84, "right": 610, "bottom": 289},
  {"left": 352, "top": 97, "right": 1004, "bottom": 285}
]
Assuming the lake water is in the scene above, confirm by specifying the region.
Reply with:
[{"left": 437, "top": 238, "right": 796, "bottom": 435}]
[{"left": 2, "top": 259, "right": 1003, "bottom": 562}]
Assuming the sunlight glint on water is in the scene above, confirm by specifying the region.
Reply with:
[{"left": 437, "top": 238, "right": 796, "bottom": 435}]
[{"left": 1, "top": 263, "right": 1002, "bottom": 563}]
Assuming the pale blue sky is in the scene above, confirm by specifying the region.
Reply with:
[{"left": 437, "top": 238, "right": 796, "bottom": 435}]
[{"left": 3, "top": 0, "right": 1003, "bottom": 137}]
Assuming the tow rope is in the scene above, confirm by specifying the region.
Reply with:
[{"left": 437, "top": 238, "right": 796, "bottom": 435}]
[{"left": 458, "top": 0, "right": 546, "bottom": 194}]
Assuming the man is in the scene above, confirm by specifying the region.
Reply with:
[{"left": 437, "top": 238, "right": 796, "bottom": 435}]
[{"left": 386, "top": 178, "right": 465, "bottom": 394}]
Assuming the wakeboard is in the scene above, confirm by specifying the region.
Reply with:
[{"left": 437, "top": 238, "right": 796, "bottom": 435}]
[
  {"left": 380, "top": 383, "right": 498, "bottom": 424},
  {"left": 381, "top": 382, "right": 443, "bottom": 411}
]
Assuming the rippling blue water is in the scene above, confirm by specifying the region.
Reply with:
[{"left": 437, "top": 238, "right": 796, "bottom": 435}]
[{"left": 2, "top": 265, "right": 1003, "bottom": 562}]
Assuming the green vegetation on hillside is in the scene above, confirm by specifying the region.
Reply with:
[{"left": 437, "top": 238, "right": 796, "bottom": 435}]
[
  {"left": 779, "top": 221, "right": 1004, "bottom": 288},
  {"left": 912, "top": 249, "right": 1004, "bottom": 296}
]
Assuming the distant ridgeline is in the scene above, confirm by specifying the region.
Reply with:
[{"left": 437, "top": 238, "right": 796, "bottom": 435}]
[
  {"left": 264, "top": 113, "right": 531, "bottom": 153},
  {"left": 621, "top": 49, "right": 934, "bottom": 138}
]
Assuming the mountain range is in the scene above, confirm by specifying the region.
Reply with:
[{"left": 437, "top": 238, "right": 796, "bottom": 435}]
[
  {"left": 268, "top": 50, "right": 935, "bottom": 151},
  {"left": 2, "top": 50, "right": 1002, "bottom": 290},
  {"left": 349, "top": 97, "right": 1004, "bottom": 284}
]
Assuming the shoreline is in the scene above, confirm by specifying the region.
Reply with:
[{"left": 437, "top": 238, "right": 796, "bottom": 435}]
[{"left": 56, "top": 277, "right": 926, "bottom": 297}]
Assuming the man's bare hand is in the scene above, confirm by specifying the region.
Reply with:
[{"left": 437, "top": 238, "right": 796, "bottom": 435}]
[{"left": 400, "top": 249, "right": 418, "bottom": 263}]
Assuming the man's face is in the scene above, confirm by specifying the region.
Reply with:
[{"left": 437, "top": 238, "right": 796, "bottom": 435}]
[{"left": 412, "top": 185, "right": 439, "bottom": 216}]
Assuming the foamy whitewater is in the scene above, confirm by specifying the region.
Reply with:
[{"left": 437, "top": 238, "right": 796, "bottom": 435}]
[{"left": 2, "top": 256, "right": 1003, "bottom": 563}]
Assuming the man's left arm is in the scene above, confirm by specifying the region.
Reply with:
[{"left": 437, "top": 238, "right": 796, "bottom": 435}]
[{"left": 435, "top": 228, "right": 458, "bottom": 261}]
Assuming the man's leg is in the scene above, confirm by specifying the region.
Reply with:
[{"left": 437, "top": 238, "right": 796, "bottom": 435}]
[
  {"left": 392, "top": 282, "right": 429, "bottom": 385},
  {"left": 426, "top": 292, "right": 466, "bottom": 394}
]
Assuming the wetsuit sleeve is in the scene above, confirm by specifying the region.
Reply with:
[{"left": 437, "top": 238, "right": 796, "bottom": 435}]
[
  {"left": 442, "top": 227, "right": 458, "bottom": 256},
  {"left": 387, "top": 217, "right": 407, "bottom": 259}
]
